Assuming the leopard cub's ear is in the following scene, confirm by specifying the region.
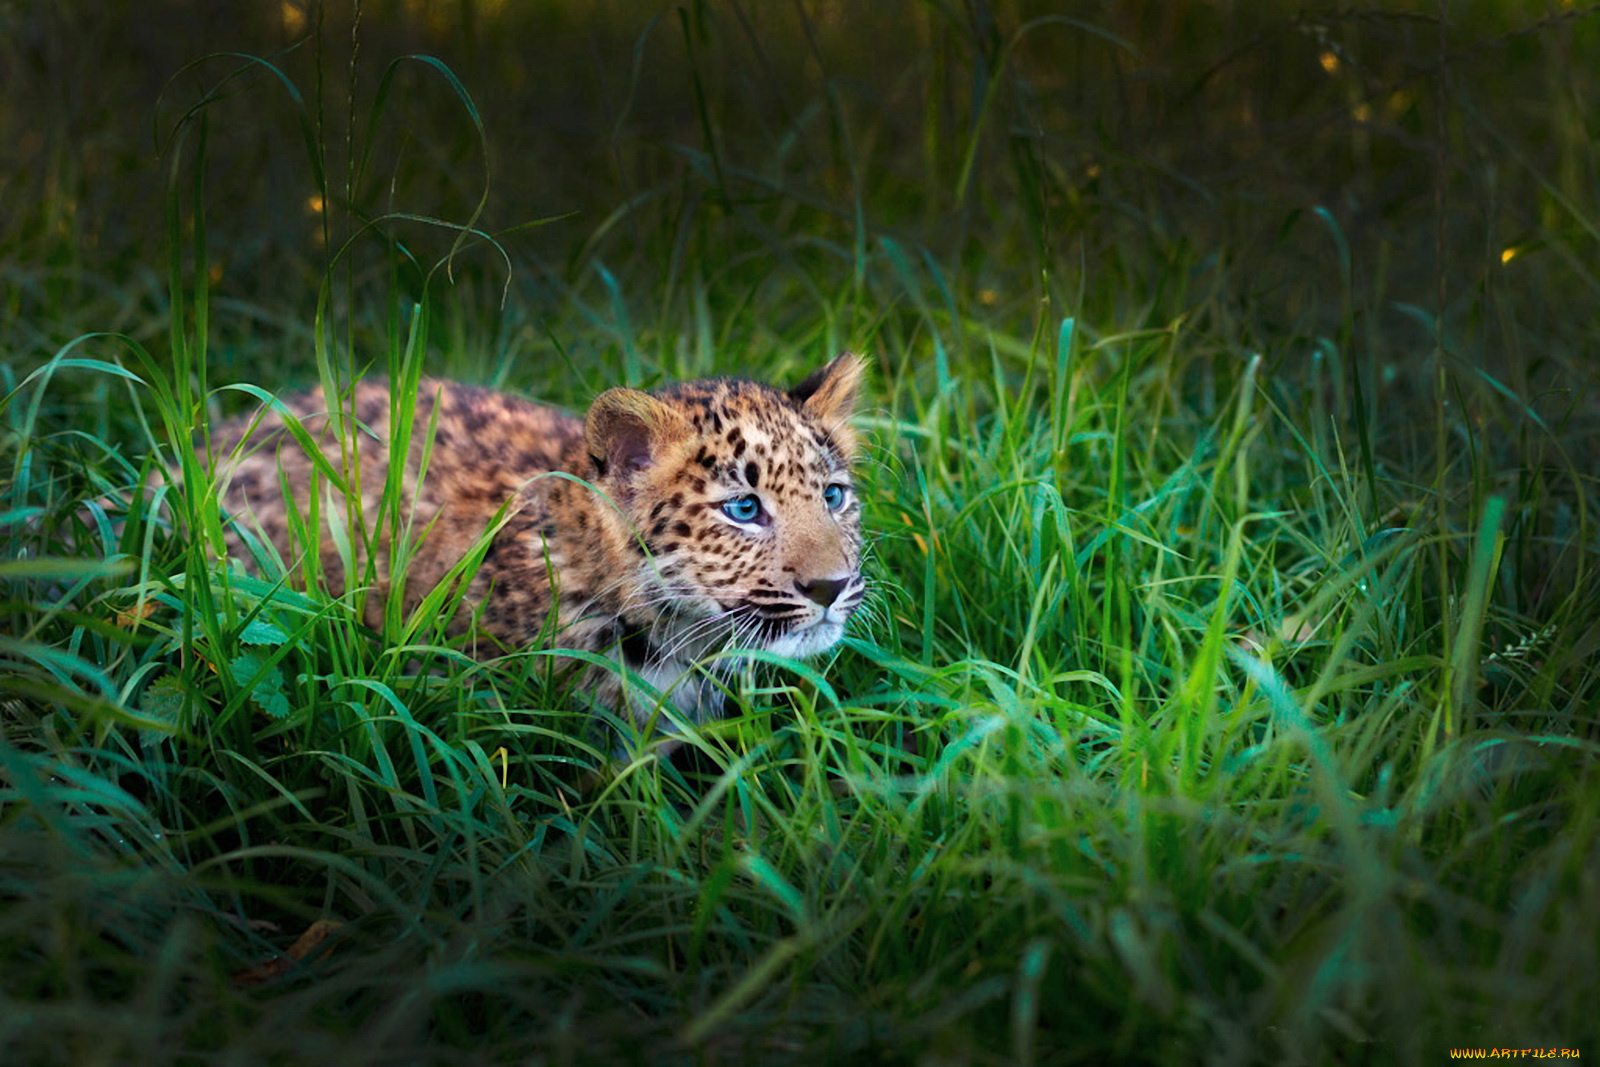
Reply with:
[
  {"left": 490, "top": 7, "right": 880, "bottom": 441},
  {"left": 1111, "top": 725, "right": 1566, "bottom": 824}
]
[
  {"left": 585, "top": 388, "right": 691, "bottom": 487},
  {"left": 789, "top": 352, "right": 865, "bottom": 457}
]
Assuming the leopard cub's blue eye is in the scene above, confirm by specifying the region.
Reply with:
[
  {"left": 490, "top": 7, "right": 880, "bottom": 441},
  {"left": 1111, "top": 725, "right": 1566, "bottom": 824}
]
[
  {"left": 721, "top": 495, "right": 762, "bottom": 523},
  {"left": 823, "top": 484, "right": 847, "bottom": 511}
]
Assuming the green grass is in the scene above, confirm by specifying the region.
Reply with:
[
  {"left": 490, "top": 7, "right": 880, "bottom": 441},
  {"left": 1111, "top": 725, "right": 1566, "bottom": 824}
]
[{"left": 4, "top": 2, "right": 1600, "bottom": 1063}]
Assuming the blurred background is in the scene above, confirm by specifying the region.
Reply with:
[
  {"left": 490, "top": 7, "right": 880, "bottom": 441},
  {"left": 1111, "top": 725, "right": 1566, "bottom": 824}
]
[{"left": 5, "top": 1, "right": 1597, "bottom": 416}]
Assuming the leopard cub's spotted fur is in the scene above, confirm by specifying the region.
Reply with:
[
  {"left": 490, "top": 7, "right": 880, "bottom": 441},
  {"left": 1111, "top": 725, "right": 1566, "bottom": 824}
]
[{"left": 203, "top": 354, "right": 867, "bottom": 735}]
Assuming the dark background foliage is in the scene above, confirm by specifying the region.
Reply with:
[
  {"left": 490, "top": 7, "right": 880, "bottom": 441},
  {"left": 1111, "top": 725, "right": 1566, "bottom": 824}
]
[{"left": 9, "top": 2, "right": 1598, "bottom": 387}]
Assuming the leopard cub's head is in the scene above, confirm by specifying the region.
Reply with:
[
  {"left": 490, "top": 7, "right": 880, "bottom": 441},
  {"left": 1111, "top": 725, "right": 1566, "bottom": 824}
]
[{"left": 585, "top": 353, "right": 866, "bottom": 661}]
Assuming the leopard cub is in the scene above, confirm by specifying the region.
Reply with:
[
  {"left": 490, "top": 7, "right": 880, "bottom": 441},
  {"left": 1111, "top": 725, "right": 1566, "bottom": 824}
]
[{"left": 203, "top": 354, "right": 867, "bottom": 737}]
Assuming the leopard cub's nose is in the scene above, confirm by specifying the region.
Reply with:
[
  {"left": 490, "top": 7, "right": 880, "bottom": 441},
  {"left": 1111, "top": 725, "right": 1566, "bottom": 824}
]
[{"left": 795, "top": 576, "right": 848, "bottom": 608}]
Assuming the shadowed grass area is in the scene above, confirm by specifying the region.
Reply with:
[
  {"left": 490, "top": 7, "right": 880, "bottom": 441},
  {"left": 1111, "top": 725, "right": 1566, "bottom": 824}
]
[{"left": 3, "top": 1, "right": 1599, "bottom": 1063}]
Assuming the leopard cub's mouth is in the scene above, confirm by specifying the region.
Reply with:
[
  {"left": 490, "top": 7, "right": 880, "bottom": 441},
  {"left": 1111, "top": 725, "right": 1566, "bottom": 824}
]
[
  {"left": 765, "top": 615, "right": 848, "bottom": 660},
  {"left": 740, "top": 583, "right": 862, "bottom": 660}
]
